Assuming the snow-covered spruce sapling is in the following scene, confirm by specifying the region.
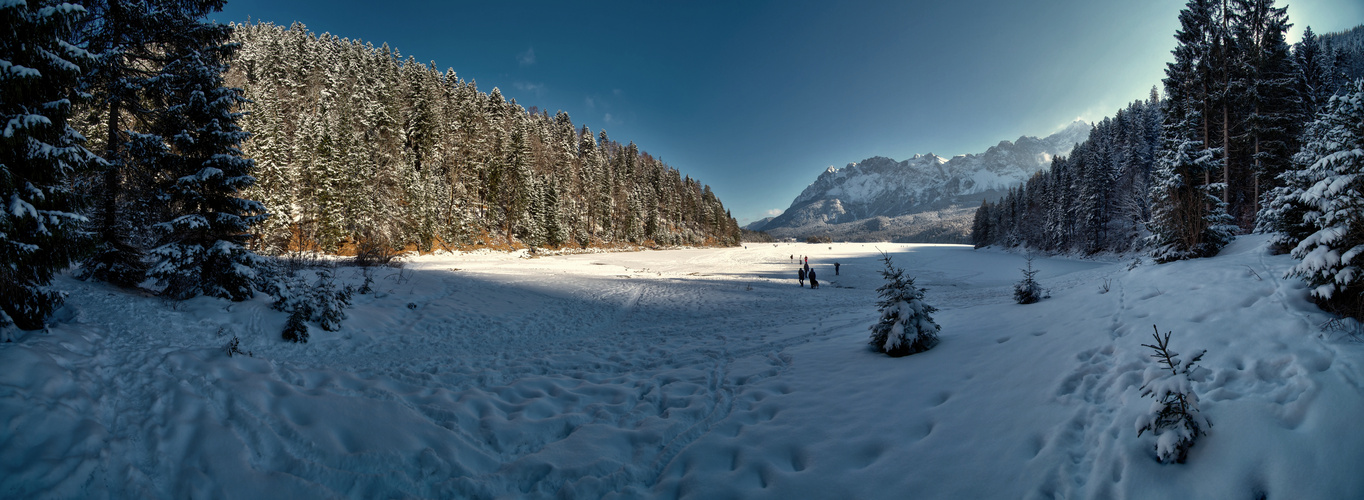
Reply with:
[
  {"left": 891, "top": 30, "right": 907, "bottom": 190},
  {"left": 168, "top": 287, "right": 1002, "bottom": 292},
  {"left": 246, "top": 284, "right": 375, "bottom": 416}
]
[
  {"left": 282, "top": 311, "right": 309, "bottom": 343},
  {"left": 310, "top": 268, "right": 354, "bottom": 332},
  {"left": 260, "top": 266, "right": 355, "bottom": 342},
  {"left": 868, "top": 253, "right": 940, "bottom": 357},
  {"left": 1136, "top": 325, "right": 1208, "bottom": 464},
  {"left": 1014, "top": 256, "right": 1043, "bottom": 304}
]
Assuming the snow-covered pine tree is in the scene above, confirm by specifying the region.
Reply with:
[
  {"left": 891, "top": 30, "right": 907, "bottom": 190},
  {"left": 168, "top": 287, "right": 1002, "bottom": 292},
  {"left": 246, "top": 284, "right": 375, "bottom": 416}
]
[
  {"left": 1237, "top": 0, "right": 1300, "bottom": 218},
  {"left": 76, "top": 0, "right": 201, "bottom": 288},
  {"left": 1136, "top": 325, "right": 1207, "bottom": 464},
  {"left": 0, "top": 0, "right": 96, "bottom": 331},
  {"left": 1276, "top": 80, "right": 1364, "bottom": 319},
  {"left": 309, "top": 267, "right": 351, "bottom": 331},
  {"left": 146, "top": 8, "right": 268, "bottom": 301},
  {"left": 1013, "top": 256, "right": 1043, "bottom": 304},
  {"left": 1043, "top": 156, "right": 1073, "bottom": 251},
  {"left": 1293, "top": 28, "right": 1333, "bottom": 120},
  {"left": 1148, "top": 128, "right": 1238, "bottom": 262},
  {"left": 1149, "top": 0, "right": 1238, "bottom": 263},
  {"left": 868, "top": 253, "right": 940, "bottom": 357}
]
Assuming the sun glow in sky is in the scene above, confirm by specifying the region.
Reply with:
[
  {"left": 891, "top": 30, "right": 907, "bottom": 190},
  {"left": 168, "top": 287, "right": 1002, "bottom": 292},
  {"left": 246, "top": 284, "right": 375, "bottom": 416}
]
[{"left": 214, "top": 0, "right": 1364, "bottom": 225}]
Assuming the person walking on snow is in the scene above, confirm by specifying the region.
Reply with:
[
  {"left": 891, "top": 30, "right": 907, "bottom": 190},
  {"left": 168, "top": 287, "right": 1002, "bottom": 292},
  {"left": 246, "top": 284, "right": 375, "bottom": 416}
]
[
  {"left": 834, "top": 262, "right": 840, "bottom": 275},
  {"left": 809, "top": 268, "right": 819, "bottom": 289},
  {"left": 798, "top": 267, "right": 806, "bottom": 287}
]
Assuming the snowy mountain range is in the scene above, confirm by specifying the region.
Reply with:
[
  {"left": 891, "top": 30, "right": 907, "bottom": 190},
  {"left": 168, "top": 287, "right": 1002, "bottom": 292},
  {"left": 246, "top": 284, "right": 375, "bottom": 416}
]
[{"left": 752, "top": 120, "right": 1093, "bottom": 241}]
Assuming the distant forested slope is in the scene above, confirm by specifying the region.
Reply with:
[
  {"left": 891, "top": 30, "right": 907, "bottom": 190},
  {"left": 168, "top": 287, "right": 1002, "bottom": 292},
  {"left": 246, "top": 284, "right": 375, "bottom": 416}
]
[{"left": 225, "top": 22, "right": 739, "bottom": 253}]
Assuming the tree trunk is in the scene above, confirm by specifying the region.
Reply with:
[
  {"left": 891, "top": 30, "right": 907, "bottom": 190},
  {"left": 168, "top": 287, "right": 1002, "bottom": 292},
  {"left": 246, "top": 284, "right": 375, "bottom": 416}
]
[
  {"left": 100, "top": 0, "right": 126, "bottom": 246},
  {"left": 102, "top": 93, "right": 121, "bottom": 244},
  {"left": 1222, "top": 101, "right": 1231, "bottom": 206}
]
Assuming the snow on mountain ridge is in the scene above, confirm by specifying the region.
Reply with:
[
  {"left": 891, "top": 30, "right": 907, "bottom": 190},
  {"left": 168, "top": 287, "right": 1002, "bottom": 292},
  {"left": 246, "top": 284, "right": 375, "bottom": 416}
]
[{"left": 760, "top": 120, "right": 1092, "bottom": 239}]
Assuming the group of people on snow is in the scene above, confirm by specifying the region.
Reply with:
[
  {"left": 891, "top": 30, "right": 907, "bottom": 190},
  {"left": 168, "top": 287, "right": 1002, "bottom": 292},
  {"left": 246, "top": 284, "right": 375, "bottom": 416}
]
[{"left": 794, "top": 255, "right": 838, "bottom": 289}]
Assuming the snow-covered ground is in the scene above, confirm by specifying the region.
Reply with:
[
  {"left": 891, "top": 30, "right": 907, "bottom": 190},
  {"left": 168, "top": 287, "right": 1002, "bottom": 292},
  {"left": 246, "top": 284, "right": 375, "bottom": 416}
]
[{"left": 4, "top": 235, "right": 1364, "bottom": 499}]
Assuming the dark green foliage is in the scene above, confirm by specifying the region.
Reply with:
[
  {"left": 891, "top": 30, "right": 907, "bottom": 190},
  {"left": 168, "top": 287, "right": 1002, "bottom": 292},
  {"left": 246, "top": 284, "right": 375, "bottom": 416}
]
[
  {"left": 1262, "top": 81, "right": 1364, "bottom": 322},
  {"left": 0, "top": 0, "right": 96, "bottom": 330},
  {"left": 262, "top": 266, "right": 354, "bottom": 341},
  {"left": 973, "top": 0, "right": 1325, "bottom": 261},
  {"left": 78, "top": 239, "right": 148, "bottom": 288},
  {"left": 1013, "top": 257, "right": 1043, "bottom": 304},
  {"left": 146, "top": 12, "right": 267, "bottom": 301},
  {"left": 972, "top": 99, "right": 1158, "bottom": 254},
  {"left": 868, "top": 253, "right": 939, "bottom": 357},
  {"left": 281, "top": 312, "right": 308, "bottom": 343}
]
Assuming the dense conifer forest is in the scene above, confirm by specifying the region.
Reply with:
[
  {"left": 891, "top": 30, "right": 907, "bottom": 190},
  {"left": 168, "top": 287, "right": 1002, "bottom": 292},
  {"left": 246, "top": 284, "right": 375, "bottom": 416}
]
[
  {"left": 2, "top": 3, "right": 740, "bottom": 329},
  {"left": 972, "top": 1, "right": 1364, "bottom": 319},
  {"left": 222, "top": 22, "right": 741, "bottom": 255}
]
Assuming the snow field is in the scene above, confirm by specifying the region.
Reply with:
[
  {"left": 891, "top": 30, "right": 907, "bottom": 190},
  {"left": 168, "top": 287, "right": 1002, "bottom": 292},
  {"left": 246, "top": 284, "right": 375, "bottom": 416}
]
[{"left": 3, "top": 235, "right": 1363, "bottom": 498}]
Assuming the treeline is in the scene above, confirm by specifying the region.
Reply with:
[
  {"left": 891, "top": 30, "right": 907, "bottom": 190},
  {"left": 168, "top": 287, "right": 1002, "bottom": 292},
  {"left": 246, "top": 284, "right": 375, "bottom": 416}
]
[
  {"left": 1316, "top": 25, "right": 1364, "bottom": 84},
  {"left": 971, "top": 96, "right": 1161, "bottom": 253},
  {"left": 972, "top": 0, "right": 1364, "bottom": 319},
  {"left": 225, "top": 22, "right": 740, "bottom": 254},
  {"left": 5, "top": 0, "right": 266, "bottom": 329},
  {"left": 975, "top": 1, "right": 1359, "bottom": 259}
]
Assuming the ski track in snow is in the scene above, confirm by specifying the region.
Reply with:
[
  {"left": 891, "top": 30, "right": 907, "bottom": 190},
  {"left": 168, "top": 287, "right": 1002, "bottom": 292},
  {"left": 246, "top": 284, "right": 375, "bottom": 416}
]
[{"left": 5, "top": 237, "right": 1364, "bottom": 499}]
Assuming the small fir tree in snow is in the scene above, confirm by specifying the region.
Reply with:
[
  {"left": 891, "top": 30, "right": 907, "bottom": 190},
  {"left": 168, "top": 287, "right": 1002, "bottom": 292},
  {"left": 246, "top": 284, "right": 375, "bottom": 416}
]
[
  {"left": 309, "top": 268, "right": 352, "bottom": 331},
  {"left": 868, "top": 253, "right": 940, "bottom": 357},
  {"left": 1136, "top": 325, "right": 1207, "bottom": 464},
  {"left": 281, "top": 310, "right": 309, "bottom": 343},
  {"left": 261, "top": 266, "right": 354, "bottom": 342},
  {"left": 1014, "top": 256, "right": 1043, "bottom": 304},
  {"left": 0, "top": 0, "right": 96, "bottom": 331}
]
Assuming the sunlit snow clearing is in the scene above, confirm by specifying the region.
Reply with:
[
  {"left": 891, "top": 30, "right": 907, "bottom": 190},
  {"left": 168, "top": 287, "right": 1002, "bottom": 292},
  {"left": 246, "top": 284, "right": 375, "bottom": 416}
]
[{"left": 4, "top": 236, "right": 1363, "bottom": 498}]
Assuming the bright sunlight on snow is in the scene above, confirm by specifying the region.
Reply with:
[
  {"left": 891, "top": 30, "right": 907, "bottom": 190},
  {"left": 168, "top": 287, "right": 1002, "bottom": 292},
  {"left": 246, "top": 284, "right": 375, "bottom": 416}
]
[{"left": 4, "top": 235, "right": 1364, "bottom": 498}]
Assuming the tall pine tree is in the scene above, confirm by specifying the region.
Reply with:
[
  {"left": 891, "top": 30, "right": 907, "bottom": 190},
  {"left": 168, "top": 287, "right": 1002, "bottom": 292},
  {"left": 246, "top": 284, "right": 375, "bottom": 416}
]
[
  {"left": 1266, "top": 80, "right": 1364, "bottom": 319},
  {"left": 1149, "top": 0, "right": 1237, "bottom": 262},
  {"left": 0, "top": 0, "right": 96, "bottom": 330},
  {"left": 145, "top": 5, "right": 267, "bottom": 301}
]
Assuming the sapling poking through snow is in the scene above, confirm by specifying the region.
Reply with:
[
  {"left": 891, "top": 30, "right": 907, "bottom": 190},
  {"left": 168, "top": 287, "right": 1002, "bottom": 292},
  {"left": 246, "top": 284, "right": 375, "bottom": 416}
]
[
  {"left": 261, "top": 266, "right": 355, "bottom": 343},
  {"left": 1136, "top": 325, "right": 1208, "bottom": 464},
  {"left": 1014, "top": 256, "right": 1043, "bottom": 304},
  {"left": 869, "top": 253, "right": 940, "bottom": 357}
]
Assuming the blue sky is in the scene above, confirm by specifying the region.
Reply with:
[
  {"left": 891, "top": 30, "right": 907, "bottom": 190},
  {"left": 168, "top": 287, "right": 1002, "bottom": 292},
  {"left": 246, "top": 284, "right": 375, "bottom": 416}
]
[{"left": 214, "top": 0, "right": 1364, "bottom": 226}]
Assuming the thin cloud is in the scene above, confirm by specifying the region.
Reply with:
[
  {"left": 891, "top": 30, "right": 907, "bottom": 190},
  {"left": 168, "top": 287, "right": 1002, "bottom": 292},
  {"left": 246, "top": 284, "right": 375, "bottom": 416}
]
[
  {"left": 513, "top": 81, "right": 546, "bottom": 96},
  {"left": 584, "top": 96, "right": 595, "bottom": 109},
  {"left": 517, "top": 47, "right": 536, "bottom": 66},
  {"left": 765, "top": 209, "right": 784, "bottom": 217},
  {"left": 603, "top": 113, "right": 618, "bottom": 125}
]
